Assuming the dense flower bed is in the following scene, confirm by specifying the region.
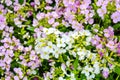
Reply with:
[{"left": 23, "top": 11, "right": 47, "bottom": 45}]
[{"left": 0, "top": 0, "right": 120, "bottom": 80}]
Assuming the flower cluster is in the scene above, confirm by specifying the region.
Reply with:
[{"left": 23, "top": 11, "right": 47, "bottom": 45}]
[{"left": 0, "top": 0, "right": 120, "bottom": 80}]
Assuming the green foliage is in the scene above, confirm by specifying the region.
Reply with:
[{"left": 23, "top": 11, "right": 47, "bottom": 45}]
[
  {"left": 113, "top": 23, "right": 120, "bottom": 30},
  {"left": 26, "top": 27, "right": 35, "bottom": 32},
  {"left": 39, "top": 18, "right": 51, "bottom": 28},
  {"left": 19, "top": 0, "right": 24, "bottom": 5},
  {"left": 80, "top": 74, "right": 86, "bottom": 80},
  {"left": 56, "top": 24, "right": 73, "bottom": 32},
  {"left": 73, "top": 55, "right": 79, "bottom": 69},
  {"left": 107, "top": 2, "right": 116, "bottom": 12},
  {"left": 103, "top": 14, "right": 111, "bottom": 27},
  {"left": 76, "top": 14, "right": 84, "bottom": 22},
  {"left": 54, "top": 67, "right": 64, "bottom": 77},
  {"left": 114, "top": 66, "right": 120, "bottom": 75},
  {"left": 11, "top": 60, "right": 22, "bottom": 69}
]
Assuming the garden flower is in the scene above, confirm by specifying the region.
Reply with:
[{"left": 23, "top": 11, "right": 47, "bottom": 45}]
[
  {"left": 32, "top": 18, "right": 39, "bottom": 27},
  {"left": 30, "top": 2, "right": 35, "bottom": 7},
  {"left": 4, "top": 55, "right": 12, "bottom": 64},
  {"left": 72, "top": 21, "right": 84, "bottom": 30},
  {"left": 45, "top": 6, "right": 53, "bottom": 10},
  {"left": 81, "top": 65, "right": 94, "bottom": 78},
  {"left": 117, "top": 42, "right": 120, "bottom": 55},
  {"left": 48, "top": 18, "right": 55, "bottom": 25},
  {"left": 91, "top": 35, "right": 101, "bottom": 46},
  {"left": 30, "top": 50, "right": 37, "bottom": 60},
  {"left": 93, "top": 62, "right": 100, "bottom": 74},
  {"left": 103, "top": 26, "right": 114, "bottom": 38},
  {"left": 0, "top": 14, "right": 6, "bottom": 30},
  {"left": 106, "top": 40, "right": 116, "bottom": 50},
  {"left": 5, "top": 0, "right": 12, "bottom": 6},
  {"left": 34, "top": 0, "right": 40, "bottom": 5},
  {"left": 97, "top": 6, "right": 107, "bottom": 19},
  {"left": 0, "top": 0, "right": 120, "bottom": 79},
  {"left": 116, "top": 4, "right": 120, "bottom": 12},
  {"left": 96, "top": 43, "right": 103, "bottom": 49},
  {"left": 14, "top": 76, "right": 19, "bottom": 80},
  {"left": 45, "top": 0, "right": 53, "bottom": 4},
  {"left": 14, "top": 18, "right": 22, "bottom": 26},
  {"left": 36, "top": 12, "right": 45, "bottom": 20},
  {"left": 102, "top": 68, "right": 109, "bottom": 79},
  {"left": 14, "top": 3, "right": 21, "bottom": 12},
  {"left": 111, "top": 11, "right": 120, "bottom": 23}
]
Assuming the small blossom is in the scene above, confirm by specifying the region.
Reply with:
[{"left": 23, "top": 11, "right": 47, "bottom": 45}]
[{"left": 111, "top": 11, "right": 120, "bottom": 23}]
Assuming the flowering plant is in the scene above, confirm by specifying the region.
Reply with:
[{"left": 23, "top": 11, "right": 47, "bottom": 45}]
[{"left": 0, "top": 0, "right": 120, "bottom": 80}]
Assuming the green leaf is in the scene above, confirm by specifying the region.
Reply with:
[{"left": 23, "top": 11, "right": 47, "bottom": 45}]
[
  {"left": 113, "top": 23, "right": 120, "bottom": 30},
  {"left": 19, "top": 0, "right": 24, "bottom": 5},
  {"left": 80, "top": 74, "right": 86, "bottom": 80},
  {"left": 76, "top": 14, "right": 84, "bottom": 22},
  {"left": 107, "top": 2, "right": 116, "bottom": 12},
  {"left": 73, "top": 55, "right": 79, "bottom": 69},
  {"left": 26, "top": 27, "right": 35, "bottom": 32},
  {"left": 114, "top": 66, "right": 120, "bottom": 75}
]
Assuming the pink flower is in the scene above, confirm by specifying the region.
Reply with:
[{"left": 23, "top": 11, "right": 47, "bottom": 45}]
[
  {"left": 14, "top": 3, "right": 21, "bottom": 12},
  {"left": 97, "top": 6, "right": 107, "bottom": 19},
  {"left": 116, "top": 4, "right": 120, "bottom": 12},
  {"left": 14, "top": 76, "right": 19, "bottom": 80},
  {"left": 0, "top": 14, "right": 6, "bottom": 30},
  {"left": 103, "top": 26, "right": 114, "bottom": 38},
  {"left": 96, "top": 0, "right": 103, "bottom": 6},
  {"left": 117, "top": 42, "right": 120, "bottom": 55},
  {"left": 4, "top": 55, "right": 12, "bottom": 64},
  {"left": 30, "top": 50, "right": 37, "bottom": 60},
  {"left": 36, "top": 12, "right": 45, "bottom": 20},
  {"left": 45, "top": 0, "right": 53, "bottom": 4},
  {"left": 45, "top": 6, "right": 53, "bottom": 10},
  {"left": 30, "top": 2, "right": 35, "bottom": 7},
  {"left": 111, "top": 11, "right": 120, "bottom": 23},
  {"left": 5, "top": 76, "right": 11, "bottom": 80},
  {"left": 96, "top": 44, "right": 103, "bottom": 49},
  {"left": 72, "top": 21, "right": 84, "bottom": 30},
  {"left": 53, "top": 22, "right": 59, "bottom": 27},
  {"left": 106, "top": 40, "right": 116, "bottom": 50},
  {"left": 99, "top": 52, "right": 104, "bottom": 58},
  {"left": 102, "top": 68, "right": 109, "bottom": 79},
  {"left": 0, "top": 15, "right": 6, "bottom": 23},
  {"left": 91, "top": 35, "right": 101, "bottom": 46},
  {"left": 48, "top": 18, "right": 55, "bottom": 25}
]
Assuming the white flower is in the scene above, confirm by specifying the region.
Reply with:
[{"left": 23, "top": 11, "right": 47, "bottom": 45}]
[
  {"left": 77, "top": 49, "right": 87, "bottom": 60},
  {"left": 70, "top": 73, "right": 76, "bottom": 80},
  {"left": 93, "top": 62, "right": 100, "bottom": 74},
  {"left": 14, "top": 18, "right": 22, "bottom": 26},
  {"left": 56, "top": 38, "right": 66, "bottom": 48},
  {"left": 52, "top": 47, "right": 60, "bottom": 58},
  {"left": 32, "top": 19, "right": 39, "bottom": 27},
  {"left": 81, "top": 65, "right": 93, "bottom": 77},
  {"left": 86, "top": 36, "right": 92, "bottom": 45},
  {"left": 40, "top": 51, "right": 50, "bottom": 60},
  {"left": 71, "top": 31, "right": 79, "bottom": 39}
]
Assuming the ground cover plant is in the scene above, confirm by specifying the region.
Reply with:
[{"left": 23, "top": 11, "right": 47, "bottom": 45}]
[{"left": 0, "top": 0, "right": 120, "bottom": 80}]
